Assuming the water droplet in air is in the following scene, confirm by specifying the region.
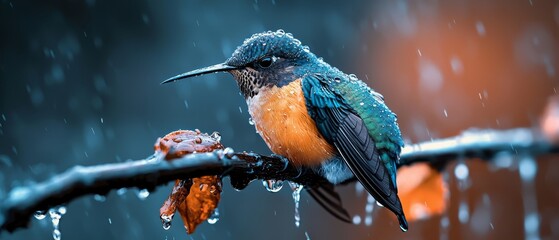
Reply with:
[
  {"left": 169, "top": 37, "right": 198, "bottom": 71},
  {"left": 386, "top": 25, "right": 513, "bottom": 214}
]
[
  {"left": 289, "top": 182, "right": 304, "bottom": 227},
  {"left": 454, "top": 163, "right": 469, "bottom": 180},
  {"left": 364, "top": 216, "right": 373, "bottom": 226},
  {"left": 49, "top": 206, "right": 66, "bottom": 240},
  {"left": 352, "top": 215, "right": 362, "bottom": 225},
  {"left": 161, "top": 214, "right": 173, "bottom": 230},
  {"left": 137, "top": 189, "right": 150, "bottom": 200},
  {"left": 519, "top": 156, "right": 537, "bottom": 182},
  {"left": 207, "top": 208, "right": 219, "bottom": 224},
  {"left": 365, "top": 204, "right": 374, "bottom": 213},
  {"left": 34, "top": 210, "right": 47, "bottom": 220},
  {"left": 476, "top": 21, "right": 486, "bottom": 36},
  {"left": 458, "top": 201, "right": 470, "bottom": 224},
  {"left": 53, "top": 229, "right": 61, "bottom": 240},
  {"left": 248, "top": 118, "right": 255, "bottom": 125},
  {"left": 262, "top": 179, "right": 283, "bottom": 192}
]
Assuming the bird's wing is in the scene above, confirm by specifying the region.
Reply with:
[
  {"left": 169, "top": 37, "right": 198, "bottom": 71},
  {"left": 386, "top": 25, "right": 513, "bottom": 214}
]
[
  {"left": 302, "top": 74, "right": 408, "bottom": 231},
  {"left": 306, "top": 183, "right": 351, "bottom": 223}
]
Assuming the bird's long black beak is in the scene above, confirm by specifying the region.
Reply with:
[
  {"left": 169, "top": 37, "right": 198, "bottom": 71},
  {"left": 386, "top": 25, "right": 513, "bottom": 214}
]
[{"left": 161, "top": 63, "right": 238, "bottom": 84}]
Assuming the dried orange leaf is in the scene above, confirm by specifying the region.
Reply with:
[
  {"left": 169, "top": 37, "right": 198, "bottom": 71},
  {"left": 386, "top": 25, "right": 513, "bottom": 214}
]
[
  {"left": 397, "top": 163, "right": 448, "bottom": 221},
  {"left": 156, "top": 130, "right": 224, "bottom": 234},
  {"left": 178, "top": 176, "right": 221, "bottom": 234},
  {"left": 541, "top": 96, "right": 559, "bottom": 143},
  {"left": 154, "top": 129, "right": 223, "bottom": 159}
]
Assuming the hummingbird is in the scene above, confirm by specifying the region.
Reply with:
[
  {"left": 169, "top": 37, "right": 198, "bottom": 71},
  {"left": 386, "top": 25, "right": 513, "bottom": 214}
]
[{"left": 162, "top": 30, "right": 408, "bottom": 231}]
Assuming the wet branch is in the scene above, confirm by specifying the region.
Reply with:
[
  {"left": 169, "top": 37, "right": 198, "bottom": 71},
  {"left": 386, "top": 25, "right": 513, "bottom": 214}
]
[{"left": 1, "top": 127, "right": 558, "bottom": 233}]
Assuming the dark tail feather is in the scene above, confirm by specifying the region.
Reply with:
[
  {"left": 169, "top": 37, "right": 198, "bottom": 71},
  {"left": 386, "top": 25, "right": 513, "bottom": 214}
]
[
  {"left": 398, "top": 214, "right": 409, "bottom": 232},
  {"left": 306, "top": 183, "right": 351, "bottom": 223}
]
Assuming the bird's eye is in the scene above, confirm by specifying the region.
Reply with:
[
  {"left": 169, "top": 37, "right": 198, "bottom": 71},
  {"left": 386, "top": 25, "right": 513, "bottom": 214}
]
[{"left": 257, "top": 57, "right": 274, "bottom": 68}]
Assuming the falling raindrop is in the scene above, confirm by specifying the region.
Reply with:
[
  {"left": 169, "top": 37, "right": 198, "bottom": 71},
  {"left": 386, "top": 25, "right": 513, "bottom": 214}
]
[
  {"left": 458, "top": 201, "right": 470, "bottom": 224},
  {"left": 352, "top": 215, "right": 362, "bottom": 225},
  {"left": 53, "top": 229, "right": 61, "bottom": 240},
  {"left": 365, "top": 203, "right": 374, "bottom": 213},
  {"left": 450, "top": 57, "right": 463, "bottom": 74},
  {"left": 355, "top": 182, "right": 365, "bottom": 196},
  {"left": 454, "top": 162, "right": 469, "bottom": 181},
  {"left": 207, "top": 208, "right": 219, "bottom": 224},
  {"left": 137, "top": 189, "right": 150, "bottom": 200},
  {"left": 519, "top": 155, "right": 537, "bottom": 182},
  {"left": 476, "top": 21, "right": 486, "bottom": 36},
  {"left": 262, "top": 179, "right": 283, "bottom": 192},
  {"left": 289, "top": 182, "right": 304, "bottom": 227},
  {"left": 364, "top": 216, "right": 373, "bottom": 226},
  {"left": 49, "top": 206, "right": 66, "bottom": 240}
]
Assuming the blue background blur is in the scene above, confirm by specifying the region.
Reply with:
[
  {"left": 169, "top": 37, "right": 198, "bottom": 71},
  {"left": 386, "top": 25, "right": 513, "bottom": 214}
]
[{"left": 1, "top": 0, "right": 558, "bottom": 239}]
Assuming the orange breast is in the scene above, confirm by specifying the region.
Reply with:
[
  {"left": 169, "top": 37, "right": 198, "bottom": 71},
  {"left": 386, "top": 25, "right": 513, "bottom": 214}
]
[{"left": 247, "top": 79, "right": 336, "bottom": 166}]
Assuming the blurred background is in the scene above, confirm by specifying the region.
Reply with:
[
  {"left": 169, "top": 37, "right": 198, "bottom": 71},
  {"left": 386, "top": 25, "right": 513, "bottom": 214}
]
[{"left": 1, "top": 0, "right": 558, "bottom": 239}]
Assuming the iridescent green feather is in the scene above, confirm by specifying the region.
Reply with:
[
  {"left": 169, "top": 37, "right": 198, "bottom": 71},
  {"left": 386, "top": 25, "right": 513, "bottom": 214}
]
[{"left": 328, "top": 77, "right": 403, "bottom": 188}]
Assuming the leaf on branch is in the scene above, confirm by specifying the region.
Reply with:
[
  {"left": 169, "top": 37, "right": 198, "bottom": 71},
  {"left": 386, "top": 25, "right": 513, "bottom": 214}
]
[
  {"left": 396, "top": 163, "right": 448, "bottom": 221},
  {"left": 156, "top": 130, "right": 223, "bottom": 234},
  {"left": 542, "top": 96, "right": 559, "bottom": 144}
]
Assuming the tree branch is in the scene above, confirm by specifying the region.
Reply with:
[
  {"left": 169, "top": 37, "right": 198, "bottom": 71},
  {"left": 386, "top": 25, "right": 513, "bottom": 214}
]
[{"left": 1, "top": 127, "right": 557, "bottom": 233}]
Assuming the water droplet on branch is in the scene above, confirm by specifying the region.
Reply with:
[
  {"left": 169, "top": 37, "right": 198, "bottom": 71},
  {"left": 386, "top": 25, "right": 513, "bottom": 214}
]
[
  {"left": 34, "top": 210, "right": 47, "bottom": 220},
  {"left": 262, "top": 179, "right": 283, "bottom": 192},
  {"left": 161, "top": 214, "right": 173, "bottom": 230},
  {"left": 137, "top": 189, "right": 150, "bottom": 200},
  {"left": 207, "top": 208, "right": 220, "bottom": 224},
  {"left": 93, "top": 194, "right": 106, "bottom": 202}
]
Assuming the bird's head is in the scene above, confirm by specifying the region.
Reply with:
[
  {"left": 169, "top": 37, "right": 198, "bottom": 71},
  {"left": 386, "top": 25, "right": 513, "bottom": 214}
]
[{"left": 162, "top": 30, "right": 325, "bottom": 98}]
